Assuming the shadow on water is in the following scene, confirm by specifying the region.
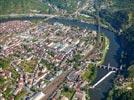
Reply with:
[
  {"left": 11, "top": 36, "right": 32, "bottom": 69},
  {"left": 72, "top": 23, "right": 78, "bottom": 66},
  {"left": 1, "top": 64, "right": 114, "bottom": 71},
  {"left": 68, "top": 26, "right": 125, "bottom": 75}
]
[{"left": 89, "top": 73, "right": 116, "bottom": 100}]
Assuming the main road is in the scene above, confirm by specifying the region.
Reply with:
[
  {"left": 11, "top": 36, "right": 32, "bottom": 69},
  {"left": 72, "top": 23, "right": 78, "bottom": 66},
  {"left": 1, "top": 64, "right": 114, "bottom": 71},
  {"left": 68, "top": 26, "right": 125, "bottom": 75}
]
[
  {"left": 0, "top": 14, "right": 58, "bottom": 22},
  {"left": 0, "top": 13, "right": 57, "bottom": 18}
]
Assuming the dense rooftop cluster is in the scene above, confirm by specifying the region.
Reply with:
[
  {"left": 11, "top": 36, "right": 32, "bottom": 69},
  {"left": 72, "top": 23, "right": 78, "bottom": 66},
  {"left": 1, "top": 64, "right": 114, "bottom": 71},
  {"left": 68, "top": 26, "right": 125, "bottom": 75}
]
[
  {"left": 0, "top": 21, "right": 32, "bottom": 34},
  {"left": 0, "top": 20, "right": 105, "bottom": 100}
]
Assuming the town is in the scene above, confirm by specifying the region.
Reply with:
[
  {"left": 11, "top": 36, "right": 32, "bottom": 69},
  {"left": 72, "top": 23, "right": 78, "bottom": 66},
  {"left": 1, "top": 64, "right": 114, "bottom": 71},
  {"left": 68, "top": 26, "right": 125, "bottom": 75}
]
[
  {"left": 0, "top": 19, "right": 106, "bottom": 100},
  {"left": 0, "top": 0, "right": 134, "bottom": 100}
]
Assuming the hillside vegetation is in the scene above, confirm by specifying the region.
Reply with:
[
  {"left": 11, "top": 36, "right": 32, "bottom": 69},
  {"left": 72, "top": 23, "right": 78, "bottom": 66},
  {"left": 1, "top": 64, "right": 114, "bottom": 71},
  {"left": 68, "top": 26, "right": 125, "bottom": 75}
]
[
  {"left": 0, "top": 0, "right": 50, "bottom": 15},
  {"left": 99, "top": 0, "right": 134, "bottom": 66},
  {"left": 101, "top": 1, "right": 134, "bottom": 99},
  {"left": 45, "top": 0, "right": 87, "bottom": 13},
  {"left": 112, "top": 0, "right": 134, "bottom": 10},
  {"left": 0, "top": 0, "right": 87, "bottom": 15}
]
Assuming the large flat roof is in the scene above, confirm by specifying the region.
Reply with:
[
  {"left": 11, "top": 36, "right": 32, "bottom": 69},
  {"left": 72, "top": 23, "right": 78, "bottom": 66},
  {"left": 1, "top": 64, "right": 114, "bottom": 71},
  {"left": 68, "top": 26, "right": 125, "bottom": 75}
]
[{"left": 31, "top": 92, "right": 45, "bottom": 100}]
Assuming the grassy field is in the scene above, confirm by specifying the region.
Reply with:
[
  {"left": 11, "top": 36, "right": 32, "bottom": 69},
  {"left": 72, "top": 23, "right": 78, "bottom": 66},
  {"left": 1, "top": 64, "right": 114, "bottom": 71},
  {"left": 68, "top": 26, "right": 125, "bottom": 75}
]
[
  {"left": 20, "top": 59, "right": 37, "bottom": 73},
  {"left": 81, "top": 64, "right": 96, "bottom": 82},
  {"left": 61, "top": 88, "right": 75, "bottom": 99},
  {"left": 0, "top": 0, "right": 50, "bottom": 15},
  {"left": 97, "top": 36, "right": 109, "bottom": 66},
  {"left": 14, "top": 89, "right": 27, "bottom": 100},
  {"left": 0, "top": 58, "right": 10, "bottom": 69}
]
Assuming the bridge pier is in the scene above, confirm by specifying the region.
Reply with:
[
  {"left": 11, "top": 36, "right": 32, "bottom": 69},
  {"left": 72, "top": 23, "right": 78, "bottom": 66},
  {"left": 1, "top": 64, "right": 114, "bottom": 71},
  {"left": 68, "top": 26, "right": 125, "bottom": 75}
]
[{"left": 98, "top": 63, "right": 120, "bottom": 71}]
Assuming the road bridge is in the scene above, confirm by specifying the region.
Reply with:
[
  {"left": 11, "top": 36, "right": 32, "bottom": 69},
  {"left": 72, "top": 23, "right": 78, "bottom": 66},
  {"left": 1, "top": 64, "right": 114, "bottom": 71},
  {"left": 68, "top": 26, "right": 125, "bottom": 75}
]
[
  {"left": 89, "top": 63, "right": 123, "bottom": 89},
  {"left": 90, "top": 71, "right": 116, "bottom": 89}
]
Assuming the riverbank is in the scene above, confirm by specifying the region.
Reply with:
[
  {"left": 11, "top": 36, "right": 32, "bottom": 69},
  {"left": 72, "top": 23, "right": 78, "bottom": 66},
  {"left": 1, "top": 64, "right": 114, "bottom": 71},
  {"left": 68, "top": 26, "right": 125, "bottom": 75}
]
[{"left": 97, "top": 36, "right": 110, "bottom": 66}]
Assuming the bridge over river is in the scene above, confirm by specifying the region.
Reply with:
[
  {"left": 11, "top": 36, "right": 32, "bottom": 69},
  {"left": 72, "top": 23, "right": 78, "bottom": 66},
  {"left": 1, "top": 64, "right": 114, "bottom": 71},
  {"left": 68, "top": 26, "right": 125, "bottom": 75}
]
[
  {"left": 90, "top": 71, "right": 116, "bottom": 89},
  {"left": 90, "top": 63, "right": 123, "bottom": 89},
  {"left": 98, "top": 63, "right": 123, "bottom": 71}
]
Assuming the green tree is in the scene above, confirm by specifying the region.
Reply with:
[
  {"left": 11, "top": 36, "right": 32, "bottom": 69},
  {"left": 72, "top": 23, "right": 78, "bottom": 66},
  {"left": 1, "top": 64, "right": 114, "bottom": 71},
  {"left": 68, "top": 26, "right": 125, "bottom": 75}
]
[{"left": 128, "top": 65, "right": 134, "bottom": 78}]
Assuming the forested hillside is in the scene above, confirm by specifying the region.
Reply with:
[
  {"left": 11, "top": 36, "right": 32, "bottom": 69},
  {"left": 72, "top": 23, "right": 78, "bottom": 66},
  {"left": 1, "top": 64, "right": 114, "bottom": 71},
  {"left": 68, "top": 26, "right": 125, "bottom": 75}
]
[
  {"left": 112, "top": 0, "right": 134, "bottom": 10},
  {"left": 44, "top": 0, "right": 80, "bottom": 13},
  {"left": 0, "top": 0, "right": 86, "bottom": 15},
  {"left": 0, "top": 0, "right": 50, "bottom": 14},
  {"left": 99, "top": 0, "right": 134, "bottom": 66},
  {"left": 100, "top": 1, "right": 134, "bottom": 99}
]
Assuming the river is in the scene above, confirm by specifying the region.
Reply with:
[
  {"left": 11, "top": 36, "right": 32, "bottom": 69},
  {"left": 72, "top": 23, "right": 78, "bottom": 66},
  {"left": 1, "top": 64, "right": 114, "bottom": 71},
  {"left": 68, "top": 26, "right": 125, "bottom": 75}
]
[{"left": 0, "top": 16, "right": 122, "bottom": 100}]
